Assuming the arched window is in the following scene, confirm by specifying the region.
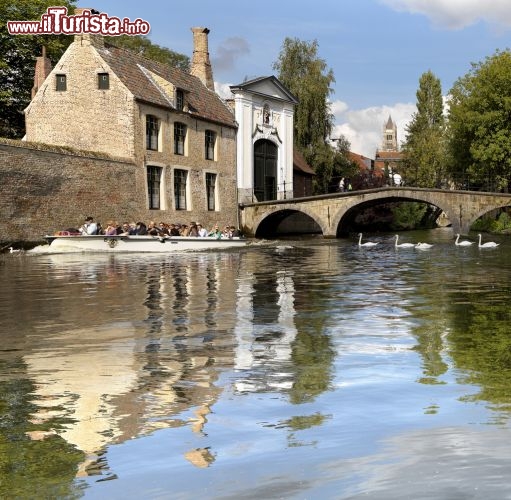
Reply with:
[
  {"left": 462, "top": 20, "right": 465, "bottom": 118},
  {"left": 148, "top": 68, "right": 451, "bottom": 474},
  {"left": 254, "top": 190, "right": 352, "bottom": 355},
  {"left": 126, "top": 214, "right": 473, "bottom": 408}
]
[{"left": 254, "top": 139, "right": 277, "bottom": 201}]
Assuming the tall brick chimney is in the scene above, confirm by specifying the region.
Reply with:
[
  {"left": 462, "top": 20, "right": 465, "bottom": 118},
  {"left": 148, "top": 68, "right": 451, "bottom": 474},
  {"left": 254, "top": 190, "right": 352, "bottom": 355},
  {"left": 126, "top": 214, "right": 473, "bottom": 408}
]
[
  {"left": 31, "top": 46, "right": 52, "bottom": 98},
  {"left": 190, "top": 27, "right": 214, "bottom": 91},
  {"left": 73, "top": 8, "right": 104, "bottom": 48}
]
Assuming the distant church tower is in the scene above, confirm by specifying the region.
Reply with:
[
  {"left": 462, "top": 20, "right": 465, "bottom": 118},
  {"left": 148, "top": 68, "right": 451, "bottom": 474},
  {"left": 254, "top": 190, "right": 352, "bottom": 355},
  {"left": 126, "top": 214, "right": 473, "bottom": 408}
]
[
  {"left": 375, "top": 115, "right": 403, "bottom": 184},
  {"left": 381, "top": 115, "right": 398, "bottom": 152}
]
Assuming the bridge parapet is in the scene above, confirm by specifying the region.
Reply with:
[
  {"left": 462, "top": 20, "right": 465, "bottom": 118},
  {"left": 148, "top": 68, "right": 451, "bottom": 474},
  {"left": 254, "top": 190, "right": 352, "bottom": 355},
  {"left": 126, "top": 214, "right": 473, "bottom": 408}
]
[{"left": 240, "top": 187, "right": 511, "bottom": 237}]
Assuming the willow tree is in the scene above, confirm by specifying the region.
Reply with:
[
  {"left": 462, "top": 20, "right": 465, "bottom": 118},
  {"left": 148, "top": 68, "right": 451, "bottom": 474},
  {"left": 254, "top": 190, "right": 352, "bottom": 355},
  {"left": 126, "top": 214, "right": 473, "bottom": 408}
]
[
  {"left": 401, "top": 70, "right": 446, "bottom": 188},
  {"left": 273, "top": 38, "right": 335, "bottom": 193},
  {"left": 447, "top": 49, "right": 511, "bottom": 192}
]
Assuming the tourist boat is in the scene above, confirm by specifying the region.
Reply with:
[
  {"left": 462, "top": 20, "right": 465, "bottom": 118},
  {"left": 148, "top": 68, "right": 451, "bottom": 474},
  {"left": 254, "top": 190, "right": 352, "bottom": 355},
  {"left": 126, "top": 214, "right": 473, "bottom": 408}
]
[{"left": 44, "top": 233, "right": 248, "bottom": 253}]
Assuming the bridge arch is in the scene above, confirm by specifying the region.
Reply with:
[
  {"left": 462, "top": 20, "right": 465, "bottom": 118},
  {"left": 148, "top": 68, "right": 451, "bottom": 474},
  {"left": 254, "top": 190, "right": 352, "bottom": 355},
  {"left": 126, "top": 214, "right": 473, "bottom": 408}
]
[
  {"left": 330, "top": 192, "right": 451, "bottom": 236},
  {"left": 250, "top": 206, "right": 324, "bottom": 238},
  {"left": 240, "top": 188, "right": 511, "bottom": 237},
  {"left": 470, "top": 202, "right": 511, "bottom": 228}
]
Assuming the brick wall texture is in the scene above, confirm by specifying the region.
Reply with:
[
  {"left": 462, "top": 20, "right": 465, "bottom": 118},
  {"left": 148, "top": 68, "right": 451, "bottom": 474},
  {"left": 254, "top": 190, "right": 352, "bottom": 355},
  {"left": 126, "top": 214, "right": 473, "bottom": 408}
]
[
  {"left": 0, "top": 138, "right": 240, "bottom": 245},
  {"left": 0, "top": 140, "right": 140, "bottom": 244}
]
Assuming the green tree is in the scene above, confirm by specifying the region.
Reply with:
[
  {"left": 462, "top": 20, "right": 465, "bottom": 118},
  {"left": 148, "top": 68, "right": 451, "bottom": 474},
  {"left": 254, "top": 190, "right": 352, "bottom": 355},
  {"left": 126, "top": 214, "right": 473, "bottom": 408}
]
[
  {"left": 273, "top": 38, "right": 335, "bottom": 193},
  {"left": 0, "top": 0, "right": 77, "bottom": 138},
  {"left": 401, "top": 70, "right": 446, "bottom": 188},
  {"left": 447, "top": 49, "right": 511, "bottom": 192},
  {"left": 332, "top": 135, "right": 360, "bottom": 187},
  {"left": 304, "top": 136, "right": 360, "bottom": 194},
  {"left": 105, "top": 35, "right": 189, "bottom": 71},
  {"left": 0, "top": 1, "right": 190, "bottom": 139},
  {"left": 308, "top": 141, "right": 335, "bottom": 193},
  {"left": 391, "top": 202, "right": 428, "bottom": 230}
]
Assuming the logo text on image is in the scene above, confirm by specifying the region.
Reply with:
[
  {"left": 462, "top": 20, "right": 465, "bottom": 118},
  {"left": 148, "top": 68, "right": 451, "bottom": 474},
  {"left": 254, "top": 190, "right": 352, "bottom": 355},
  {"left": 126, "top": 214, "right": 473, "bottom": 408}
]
[{"left": 7, "top": 7, "right": 151, "bottom": 36}]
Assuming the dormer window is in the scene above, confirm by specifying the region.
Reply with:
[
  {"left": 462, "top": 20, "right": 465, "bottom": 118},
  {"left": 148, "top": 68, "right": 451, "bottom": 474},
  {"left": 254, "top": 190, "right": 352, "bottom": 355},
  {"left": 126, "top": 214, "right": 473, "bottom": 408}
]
[
  {"left": 98, "top": 73, "right": 109, "bottom": 90},
  {"left": 56, "top": 74, "right": 67, "bottom": 91},
  {"left": 176, "top": 89, "right": 184, "bottom": 111}
]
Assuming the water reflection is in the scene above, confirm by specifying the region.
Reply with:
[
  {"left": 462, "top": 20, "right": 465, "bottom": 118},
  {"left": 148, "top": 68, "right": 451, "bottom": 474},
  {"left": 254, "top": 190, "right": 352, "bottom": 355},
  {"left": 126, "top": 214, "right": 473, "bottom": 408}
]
[
  {"left": 3, "top": 233, "right": 511, "bottom": 498},
  {"left": 234, "top": 265, "right": 298, "bottom": 392},
  {"left": 10, "top": 250, "right": 321, "bottom": 482}
]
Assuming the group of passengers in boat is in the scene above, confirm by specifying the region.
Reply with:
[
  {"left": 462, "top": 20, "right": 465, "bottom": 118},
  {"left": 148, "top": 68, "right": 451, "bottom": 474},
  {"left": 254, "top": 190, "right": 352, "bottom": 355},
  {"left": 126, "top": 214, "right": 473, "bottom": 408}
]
[{"left": 78, "top": 217, "right": 242, "bottom": 238}]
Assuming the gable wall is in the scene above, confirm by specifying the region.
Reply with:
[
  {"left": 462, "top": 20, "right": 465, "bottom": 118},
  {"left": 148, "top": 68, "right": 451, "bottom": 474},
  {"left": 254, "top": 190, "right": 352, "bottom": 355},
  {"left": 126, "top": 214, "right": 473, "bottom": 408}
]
[{"left": 24, "top": 38, "right": 136, "bottom": 159}]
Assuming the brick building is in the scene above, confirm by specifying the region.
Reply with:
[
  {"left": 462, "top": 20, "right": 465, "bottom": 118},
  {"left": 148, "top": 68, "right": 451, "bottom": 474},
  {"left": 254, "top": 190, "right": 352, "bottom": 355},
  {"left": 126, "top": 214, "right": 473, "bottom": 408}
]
[{"left": 24, "top": 22, "right": 239, "bottom": 229}]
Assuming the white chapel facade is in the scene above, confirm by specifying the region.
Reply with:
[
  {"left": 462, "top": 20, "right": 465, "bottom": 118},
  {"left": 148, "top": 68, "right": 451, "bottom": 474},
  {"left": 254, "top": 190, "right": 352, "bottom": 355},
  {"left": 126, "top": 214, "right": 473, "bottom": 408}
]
[{"left": 230, "top": 77, "right": 298, "bottom": 204}]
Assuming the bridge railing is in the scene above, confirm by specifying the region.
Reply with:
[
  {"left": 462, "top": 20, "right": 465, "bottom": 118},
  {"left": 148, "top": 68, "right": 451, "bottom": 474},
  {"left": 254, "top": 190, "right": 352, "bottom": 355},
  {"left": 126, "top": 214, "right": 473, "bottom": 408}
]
[{"left": 239, "top": 186, "right": 511, "bottom": 208}]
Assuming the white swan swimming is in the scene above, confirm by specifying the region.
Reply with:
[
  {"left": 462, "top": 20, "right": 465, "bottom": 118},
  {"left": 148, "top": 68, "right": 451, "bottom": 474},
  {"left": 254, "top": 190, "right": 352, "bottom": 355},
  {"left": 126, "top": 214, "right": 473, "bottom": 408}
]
[
  {"left": 394, "top": 234, "right": 415, "bottom": 248},
  {"left": 455, "top": 234, "right": 474, "bottom": 246},
  {"left": 358, "top": 233, "right": 378, "bottom": 247},
  {"left": 478, "top": 233, "right": 499, "bottom": 248},
  {"left": 415, "top": 242, "right": 433, "bottom": 249}
]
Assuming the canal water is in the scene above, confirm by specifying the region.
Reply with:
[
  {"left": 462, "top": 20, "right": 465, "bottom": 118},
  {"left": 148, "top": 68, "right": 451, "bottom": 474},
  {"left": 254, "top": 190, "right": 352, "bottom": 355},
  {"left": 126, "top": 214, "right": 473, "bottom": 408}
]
[{"left": 2, "top": 228, "right": 511, "bottom": 499}]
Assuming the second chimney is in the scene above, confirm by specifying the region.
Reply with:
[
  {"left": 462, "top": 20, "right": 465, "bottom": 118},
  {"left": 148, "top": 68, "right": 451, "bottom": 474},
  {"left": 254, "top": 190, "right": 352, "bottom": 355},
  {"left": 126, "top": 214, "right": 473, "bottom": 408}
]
[
  {"left": 32, "top": 46, "right": 53, "bottom": 99},
  {"left": 190, "top": 27, "right": 214, "bottom": 91}
]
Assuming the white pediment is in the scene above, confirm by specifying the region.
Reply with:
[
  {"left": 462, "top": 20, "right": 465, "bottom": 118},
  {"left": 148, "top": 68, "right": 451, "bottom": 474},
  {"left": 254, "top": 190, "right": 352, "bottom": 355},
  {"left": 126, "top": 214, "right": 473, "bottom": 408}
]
[{"left": 230, "top": 76, "right": 298, "bottom": 104}]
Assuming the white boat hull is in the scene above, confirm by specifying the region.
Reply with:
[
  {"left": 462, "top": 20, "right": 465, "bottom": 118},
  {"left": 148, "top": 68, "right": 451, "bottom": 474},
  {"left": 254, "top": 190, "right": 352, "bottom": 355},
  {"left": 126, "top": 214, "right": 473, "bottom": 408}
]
[{"left": 44, "top": 235, "right": 248, "bottom": 253}]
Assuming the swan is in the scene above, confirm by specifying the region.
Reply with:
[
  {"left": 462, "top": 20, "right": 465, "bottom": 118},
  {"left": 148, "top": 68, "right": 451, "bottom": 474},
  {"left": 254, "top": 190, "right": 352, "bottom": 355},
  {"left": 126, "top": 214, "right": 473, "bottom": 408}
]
[
  {"left": 358, "top": 233, "right": 378, "bottom": 247},
  {"left": 455, "top": 234, "right": 473, "bottom": 247},
  {"left": 478, "top": 233, "right": 499, "bottom": 248},
  {"left": 394, "top": 234, "right": 415, "bottom": 248},
  {"left": 415, "top": 242, "right": 433, "bottom": 249},
  {"left": 8, "top": 247, "right": 22, "bottom": 254}
]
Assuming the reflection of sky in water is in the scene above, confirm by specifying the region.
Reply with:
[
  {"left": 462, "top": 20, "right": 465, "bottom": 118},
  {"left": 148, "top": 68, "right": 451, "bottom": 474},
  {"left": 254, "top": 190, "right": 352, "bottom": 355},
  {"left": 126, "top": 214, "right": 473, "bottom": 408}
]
[{"left": 3, "top": 233, "right": 511, "bottom": 498}]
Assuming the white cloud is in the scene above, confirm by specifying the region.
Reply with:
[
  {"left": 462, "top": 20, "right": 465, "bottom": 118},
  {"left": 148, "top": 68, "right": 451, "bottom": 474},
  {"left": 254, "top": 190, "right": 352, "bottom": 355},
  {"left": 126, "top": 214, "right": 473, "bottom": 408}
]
[
  {"left": 331, "top": 101, "right": 416, "bottom": 158},
  {"left": 380, "top": 0, "right": 511, "bottom": 30},
  {"left": 329, "top": 100, "right": 349, "bottom": 115},
  {"left": 214, "top": 81, "right": 234, "bottom": 100}
]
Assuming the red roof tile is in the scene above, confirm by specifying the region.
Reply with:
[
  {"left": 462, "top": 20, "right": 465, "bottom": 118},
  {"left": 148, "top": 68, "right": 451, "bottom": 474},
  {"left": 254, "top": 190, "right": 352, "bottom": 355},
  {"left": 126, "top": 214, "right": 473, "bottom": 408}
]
[
  {"left": 98, "top": 44, "right": 236, "bottom": 128},
  {"left": 293, "top": 149, "right": 315, "bottom": 175}
]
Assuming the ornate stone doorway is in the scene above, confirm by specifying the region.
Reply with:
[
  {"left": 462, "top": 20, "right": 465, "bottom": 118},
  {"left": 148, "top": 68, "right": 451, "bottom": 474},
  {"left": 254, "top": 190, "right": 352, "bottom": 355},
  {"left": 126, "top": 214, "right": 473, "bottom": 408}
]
[{"left": 254, "top": 139, "right": 277, "bottom": 201}]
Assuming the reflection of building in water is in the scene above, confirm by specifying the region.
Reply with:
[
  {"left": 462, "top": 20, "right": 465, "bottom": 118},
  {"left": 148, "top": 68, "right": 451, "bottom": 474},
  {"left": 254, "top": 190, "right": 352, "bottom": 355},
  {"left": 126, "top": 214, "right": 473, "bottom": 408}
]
[
  {"left": 24, "top": 324, "right": 141, "bottom": 476},
  {"left": 234, "top": 268, "right": 297, "bottom": 392},
  {"left": 184, "top": 445, "right": 215, "bottom": 468},
  {"left": 24, "top": 254, "right": 239, "bottom": 475}
]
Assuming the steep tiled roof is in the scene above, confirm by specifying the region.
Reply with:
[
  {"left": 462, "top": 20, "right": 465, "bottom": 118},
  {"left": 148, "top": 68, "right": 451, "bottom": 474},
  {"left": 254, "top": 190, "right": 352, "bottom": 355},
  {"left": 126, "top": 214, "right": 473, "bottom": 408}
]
[
  {"left": 375, "top": 150, "right": 403, "bottom": 161},
  {"left": 98, "top": 44, "right": 236, "bottom": 128},
  {"left": 349, "top": 151, "right": 373, "bottom": 171},
  {"left": 293, "top": 149, "right": 315, "bottom": 175}
]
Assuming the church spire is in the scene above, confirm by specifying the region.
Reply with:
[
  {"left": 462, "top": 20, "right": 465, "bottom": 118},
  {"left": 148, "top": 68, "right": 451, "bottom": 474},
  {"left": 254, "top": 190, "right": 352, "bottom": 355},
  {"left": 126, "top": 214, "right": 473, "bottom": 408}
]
[{"left": 381, "top": 115, "right": 398, "bottom": 152}]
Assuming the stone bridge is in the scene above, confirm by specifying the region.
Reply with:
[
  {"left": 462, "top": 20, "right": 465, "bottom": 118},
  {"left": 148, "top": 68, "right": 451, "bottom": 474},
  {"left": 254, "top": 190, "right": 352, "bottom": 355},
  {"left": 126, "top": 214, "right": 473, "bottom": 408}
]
[{"left": 239, "top": 187, "right": 511, "bottom": 237}]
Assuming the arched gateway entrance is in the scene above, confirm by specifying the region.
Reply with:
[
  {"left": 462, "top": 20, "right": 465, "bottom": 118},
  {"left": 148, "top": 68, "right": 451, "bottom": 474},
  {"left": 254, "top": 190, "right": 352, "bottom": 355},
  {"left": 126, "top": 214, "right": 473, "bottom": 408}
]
[{"left": 254, "top": 139, "right": 277, "bottom": 201}]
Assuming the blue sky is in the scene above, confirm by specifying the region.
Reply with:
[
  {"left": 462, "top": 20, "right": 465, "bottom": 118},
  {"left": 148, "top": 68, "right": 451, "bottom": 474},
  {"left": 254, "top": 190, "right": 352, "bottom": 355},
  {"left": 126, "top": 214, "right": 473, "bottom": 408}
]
[{"left": 77, "top": 0, "right": 511, "bottom": 157}]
